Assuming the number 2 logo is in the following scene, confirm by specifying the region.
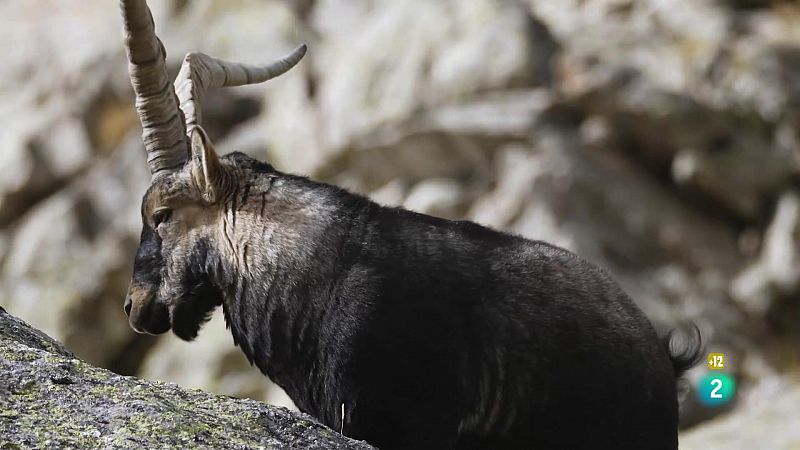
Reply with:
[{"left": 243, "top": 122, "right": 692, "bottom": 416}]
[
  {"left": 710, "top": 378, "right": 723, "bottom": 399},
  {"left": 697, "top": 373, "right": 735, "bottom": 406}
]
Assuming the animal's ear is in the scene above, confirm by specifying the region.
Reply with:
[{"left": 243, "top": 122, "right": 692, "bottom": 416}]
[{"left": 189, "top": 126, "right": 227, "bottom": 203}]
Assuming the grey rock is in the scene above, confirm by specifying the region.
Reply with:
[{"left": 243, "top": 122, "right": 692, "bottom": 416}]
[
  {"left": 0, "top": 308, "right": 373, "bottom": 450},
  {"left": 731, "top": 191, "right": 800, "bottom": 313},
  {"left": 404, "top": 178, "right": 464, "bottom": 218},
  {"left": 0, "top": 306, "right": 72, "bottom": 359}
]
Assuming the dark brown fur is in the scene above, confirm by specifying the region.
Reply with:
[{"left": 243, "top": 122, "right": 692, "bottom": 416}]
[{"left": 124, "top": 128, "right": 702, "bottom": 450}]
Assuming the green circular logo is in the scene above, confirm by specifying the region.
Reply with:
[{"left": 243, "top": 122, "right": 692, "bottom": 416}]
[{"left": 697, "top": 373, "right": 736, "bottom": 407}]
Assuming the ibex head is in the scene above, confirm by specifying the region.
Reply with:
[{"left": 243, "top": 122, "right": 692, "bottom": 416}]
[{"left": 120, "top": 0, "right": 306, "bottom": 339}]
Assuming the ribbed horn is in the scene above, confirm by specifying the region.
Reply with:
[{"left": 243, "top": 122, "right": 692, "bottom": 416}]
[
  {"left": 175, "top": 44, "right": 307, "bottom": 132},
  {"left": 120, "top": 0, "right": 188, "bottom": 176}
]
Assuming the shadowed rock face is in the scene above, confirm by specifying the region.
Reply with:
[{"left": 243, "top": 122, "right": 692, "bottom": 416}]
[{"left": 0, "top": 308, "right": 373, "bottom": 450}]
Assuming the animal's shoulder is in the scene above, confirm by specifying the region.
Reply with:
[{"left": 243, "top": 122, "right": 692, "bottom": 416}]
[{"left": 223, "top": 151, "right": 275, "bottom": 173}]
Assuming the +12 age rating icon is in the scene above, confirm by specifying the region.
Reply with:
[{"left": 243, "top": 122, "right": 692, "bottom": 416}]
[{"left": 697, "top": 352, "right": 735, "bottom": 407}]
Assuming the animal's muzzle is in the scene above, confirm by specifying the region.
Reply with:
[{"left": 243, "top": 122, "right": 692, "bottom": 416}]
[{"left": 125, "top": 285, "right": 170, "bottom": 335}]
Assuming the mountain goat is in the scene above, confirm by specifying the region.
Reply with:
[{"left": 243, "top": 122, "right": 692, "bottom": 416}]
[{"left": 119, "top": 1, "right": 702, "bottom": 448}]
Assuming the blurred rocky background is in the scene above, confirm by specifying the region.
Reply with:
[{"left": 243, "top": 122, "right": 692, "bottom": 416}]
[{"left": 0, "top": 0, "right": 798, "bottom": 447}]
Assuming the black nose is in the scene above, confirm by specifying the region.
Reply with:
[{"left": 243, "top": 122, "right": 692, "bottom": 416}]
[{"left": 124, "top": 295, "right": 132, "bottom": 317}]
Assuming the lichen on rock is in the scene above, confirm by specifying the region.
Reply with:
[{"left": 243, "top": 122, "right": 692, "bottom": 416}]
[{"left": 0, "top": 308, "right": 373, "bottom": 450}]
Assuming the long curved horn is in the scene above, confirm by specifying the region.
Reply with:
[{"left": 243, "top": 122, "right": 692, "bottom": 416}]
[
  {"left": 174, "top": 44, "right": 307, "bottom": 132},
  {"left": 120, "top": 0, "right": 188, "bottom": 176}
]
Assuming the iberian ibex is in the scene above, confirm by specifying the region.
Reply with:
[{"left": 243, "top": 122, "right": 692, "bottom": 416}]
[{"left": 119, "top": 1, "right": 702, "bottom": 449}]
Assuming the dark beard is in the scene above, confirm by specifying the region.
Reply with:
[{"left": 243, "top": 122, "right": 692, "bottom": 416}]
[{"left": 170, "top": 277, "right": 222, "bottom": 341}]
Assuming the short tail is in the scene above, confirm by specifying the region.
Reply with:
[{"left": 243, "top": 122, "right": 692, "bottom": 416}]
[{"left": 662, "top": 325, "right": 704, "bottom": 378}]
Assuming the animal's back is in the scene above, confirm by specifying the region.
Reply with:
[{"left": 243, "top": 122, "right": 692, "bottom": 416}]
[
  {"left": 469, "top": 240, "right": 679, "bottom": 449},
  {"left": 348, "top": 206, "right": 681, "bottom": 449}
]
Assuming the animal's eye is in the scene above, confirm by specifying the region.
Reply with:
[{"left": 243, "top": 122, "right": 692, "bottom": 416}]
[{"left": 153, "top": 208, "right": 172, "bottom": 228}]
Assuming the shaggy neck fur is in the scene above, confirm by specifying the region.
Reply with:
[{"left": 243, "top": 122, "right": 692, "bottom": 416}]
[{"left": 208, "top": 172, "right": 373, "bottom": 426}]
